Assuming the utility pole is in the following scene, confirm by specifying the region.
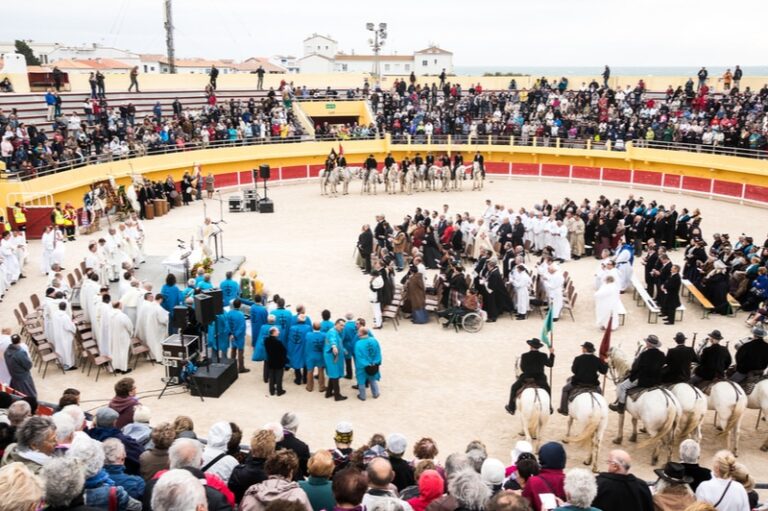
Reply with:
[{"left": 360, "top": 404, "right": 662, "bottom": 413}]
[{"left": 164, "top": 0, "right": 176, "bottom": 73}]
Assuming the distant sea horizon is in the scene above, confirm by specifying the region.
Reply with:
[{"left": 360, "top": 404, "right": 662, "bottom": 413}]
[{"left": 453, "top": 65, "right": 768, "bottom": 77}]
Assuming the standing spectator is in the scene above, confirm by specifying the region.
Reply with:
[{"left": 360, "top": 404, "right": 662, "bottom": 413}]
[
  {"left": 697, "top": 67, "right": 708, "bottom": 90},
  {"left": 209, "top": 65, "right": 219, "bottom": 90},
  {"left": 298, "top": 450, "right": 336, "bottom": 511},
  {"left": 592, "top": 450, "right": 653, "bottom": 511},
  {"left": 265, "top": 327, "right": 287, "bottom": 396},
  {"left": 353, "top": 327, "right": 382, "bottom": 400},
  {"left": 4, "top": 334, "right": 36, "bottom": 398},
  {"left": 45, "top": 88, "right": 57, "bottom": 121},
  {"left": 277, "top": 412, "right": 310, "bottom": 480},
  {"left": 128, "top": 67, "right": 140, "bottom": 93},
  {"left": 256, "top": 65, "right": 265, "bottom": 90},
  {"left": 205, "top": 173, "right": 215, "bottom": 199},
  {"left": 95, "top": 70, "right": 106, "bottom": 98},
  {"left": 695, "top": 450, "right": 750, "bottom": 511},
  {"left": 679, "top": 439, "right": 712, "bottom": 492},
  {"left": 602, "top": 66, "right": 610, "bottom": 88},
  {"left": 733, "top": 65, "right": 743, "bottom": 88},
  {"left": 0, "top": 462, "right": 43, "bottom": 511},
  {"left": 103, "top": 438, "right": 145, "bottom": 500},
  {"left": 52, "top": 66, "right": 63, "bottom": 91},
  {"left": 88, "top": 72, "right": 97, "bottom": 98}
]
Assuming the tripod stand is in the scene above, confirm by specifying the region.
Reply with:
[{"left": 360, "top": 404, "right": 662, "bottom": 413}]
[{"left": 158, "top": 354, "right": 205, "bottom": 402}]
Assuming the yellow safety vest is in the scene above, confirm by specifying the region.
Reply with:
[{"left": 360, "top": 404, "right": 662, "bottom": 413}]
[
  {"left": 54, "top": 210, "right": 65, "bottom": 226},
  {"left": 3, "top": 223, "right": 10, "bottom": 233},
  {"left": 13, "top": 207, "right": 26, "bottom": 224}
]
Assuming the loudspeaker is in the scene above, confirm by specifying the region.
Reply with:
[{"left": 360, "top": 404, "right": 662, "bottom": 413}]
[
  {"left": 259, "top": 164, "right": 271, "bottom": 180},
  {"left": 258, "top": 199, "right": 274, "bottom": 213},
  {"left": 189, "top": 360, "right": 238, "bottom": 398},
  {"left": 194, "top": 294, "right": 216, "bottom": 325},
  {"left": 203, "top": 288, "right": 224, "bottom": 314},
  {"left": 172, "top": 306, "right": 188, "bottom": 331}
]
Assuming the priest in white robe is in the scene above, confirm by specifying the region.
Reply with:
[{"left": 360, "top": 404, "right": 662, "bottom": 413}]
[
  {"left": 12, "top": 231, "right": 27, "bottom": 270},
  {"left": 614, "top": 243, "right": 635, "bottom": 291},
  {"left": 510, "top": 265, "right": 532, "bottom": 319},
  {"left": 532, "top": 213, "right": 545, "bottom": 252},
  {"left": 94, "top": 294, "right": 114, "bottom": 356},
  {"left": 543, "top": 264, "right": 565, "bottom": 319},
  {"left": 472, "top": 220, "right": 494, "bottom": 260},
  {"left": 594, "top": 275, "right": 621, "bottom": 330},
  {"left": 51, "top": 301, "right": 77, "bottom": 369},
  {"left": 79, "top": 274, "right": 100, "bottom": 324},
  {"left": 120, "top": 280, "right": 142, "bottom": 327},
  {"left": 134, "top": 292, "right": 153, "bottom": 341},
  {"left": 51, "top": 229, "right": 66, "bottom": 267},
  {"left": 0, "top": 233, "right": 21, "bottom": 283},
  {"left": 40, "top": 226, "right": 56, "bottom": 275},
  {"left": 553, "top": 220, "right": 571, "bottom": 261},
  {"left": 108, "top": 302, "right": 133, "bottom": 373},
  {"left": 144, "top": 295, "right": 169, "bottom": 361}
]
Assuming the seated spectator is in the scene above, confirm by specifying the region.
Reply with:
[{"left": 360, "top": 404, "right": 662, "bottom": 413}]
[
  {"left": 109, "top": 378, "right": 139, "bottom": 429},
  {"left": 362, "top": 457, "right": 414, "bottom": 510},
  {"left": 651, "top": 462, "right": 696, "bottom": 511},
  {"left": 0, "top": 392, "right": 12, "bottom": 425},
  {"left": 447, "top": 468, "right": 492, "bottom": 511},
  {"left": 555, "top": 468, "right": 599, "bottom": 511},
  {"left": 0, "top": 461, "right": 43, "bottom": 511},
  {"left": 732, "top": 463, "right": 758, "bottom": 510},
  {"left": 1, "top": 415, "right": 57, "bottom": 474},
  {"left": 122, "top": 405, "right": 152, "bottom": 448},
  {"left": 332, "top": 467, "right": 368, "bottom": 510},
  {"left": 277, "top": 412, "right": 310, "bottom": 480},
  {"left": 387, "top": 433, "right": 415, "bottom": 491},
  {"left": 227, "top": 422, "right": 246, "bottom": 463},
  {"left": 139, "top": 422, "right": 175, "bottom": 482},
  {"left": 679, "top": 439, "right": 711, "bottom": 492},
  {"left": 298, "top": 450, "right": 336, "bottom": 511},
  {"left": 487, "top": 491, "right": 533, "bottom": 511},
  {"left": 482, "top": 458, "right": 506, "bottom": 495},
  {"left": 522, "top": 442, "right": 566, "bottom": 511},
  {"left": 52, "top": 412, "right": 76, "bottom": 452},
  {"left": 172, "top": 415, "right": 196, "bottom": 439},
  {"left": 103, "top": 438, "right": 145, "bottom": 500},
  {"left": 593, "top": 450, "right": 652, "bottom": 511},
  {"left": 400, "top": 459, "right": 437, "bottom": 500},
  {"left": 151, "top": 469, "right": 208, "bottom": 511},
  {"left": 406, "top": 468, "right": 444, "bottom": 511},
  {"left": 8, "top": 399, "right": 31, "bottom": 427},
  {"left": 86, "top": 407, "right": 142, "bottom": 475},
  {"left": 240, "top": 449, "right": 312, "bottom": 510},
  {"left": 41, "top": 457, "right": 92, "bottom": 510},
  {"left": 505, "top": 440, "right": 534, "bottom": 478},
  {"left": 201, "top": 421, "right": 239, "bottom": 482},
  {"left": 229, "top": 429, "right": 275, "bottom": 503},
  {"left": 330, "top": 421, "right": 354, "bottom": 473},
  {"left": 696, "top": 450, "right": 750, "bottom": 511},
  {"left": 67, "top": 436, "right": 142, "bottom": 510}
]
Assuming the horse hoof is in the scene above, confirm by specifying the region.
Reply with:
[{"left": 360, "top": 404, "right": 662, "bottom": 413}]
[
  {"left": 629, "top": 435, "right": 637, "bottom": 443},
  {"left": 612, "top": 438, "right": 622, "bottom": 445},
  {"left": 582, "top": 460, "right": 590, "bottom": 466},
  {"left": 518, "top": 432, "right": 525, "bottom": 437},
  {"left": 760, "top": 445, "right": 768, "bottom": 452},
  {"left": 561, "top": 439, "right": 569, "bottom": 445},
  {"left": 651, "top": 457, "right": 658, "bottom": 466},
  {"left": 715, "top": 426, "right": 723, "bottom": 432},
  {"left": 640, "top": 428, "right": 647, "bottom": 434}
]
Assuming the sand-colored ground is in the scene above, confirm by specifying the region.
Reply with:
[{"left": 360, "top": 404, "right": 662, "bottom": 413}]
[{"left": 5, "top": 177, "right": 767, "bottom": 484}]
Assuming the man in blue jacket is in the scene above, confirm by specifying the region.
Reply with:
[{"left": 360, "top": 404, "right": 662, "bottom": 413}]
[
  {"left": 354, "top": 327, "right": 382, "bottom": 401},
  {"left": 304, "top": 322, "right": 326, "bottom": 393},
  {"left": 288, "top": 314, "right": 312, "bottom": 385},
  {"left": 207, "top": 311, "right": 230, "bottom": 362},
  {"left": 272, "top": 297, "right": 293, "bottom": 346},
  {"left": 219, "top": 271, "right": 240, "bottom": 306},
  {"left": 341, "top": 313, "right": 359, "bottom": 379},
  {"left": 226, "top": 299, "right": 250, "bottom": 373},
  {"left": 249, "top": 295, "right": 268, "bottom": 349},
  {"left": 324, "top": 319, "right": 348, "bottom": 401}
]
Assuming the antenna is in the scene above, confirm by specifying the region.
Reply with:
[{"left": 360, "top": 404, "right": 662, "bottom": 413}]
[{"left": 164, "top": 0, "right": 176, "bottom": 74}]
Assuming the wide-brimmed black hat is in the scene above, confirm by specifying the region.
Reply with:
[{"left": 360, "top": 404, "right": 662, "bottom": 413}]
[
  {"left": 654, "top": 462, "right": 693, "bottom": 484},
  {"left": 708, "top": 330, "right": 723, "bottom": 341},
  {"left": 581, "top": 342, "right": 596, "bottom": 353},
  {"left": 673, "top": 332, "right": 687, "bottom": 343},
  {"left": 644, "top": 335, "right": 661, "bottom": 347},
  {"left": 527, "top": 338, "right": 543, "bottom": 349}
]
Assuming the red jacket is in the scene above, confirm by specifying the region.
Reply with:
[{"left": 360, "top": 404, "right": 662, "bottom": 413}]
[
  {"left": 408, "top": 470, "right": 444, "bottom": 511},
  {"left": 152, "top": 468, "right": 235, "bottom": 507},
  {"left": 521, "top": 468, "right": 565, "bottom": 511}
]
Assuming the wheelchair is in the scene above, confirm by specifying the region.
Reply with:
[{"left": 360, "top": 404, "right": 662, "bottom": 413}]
[{"left": 437, "top": 307, "right": 484, "bottom": 333}]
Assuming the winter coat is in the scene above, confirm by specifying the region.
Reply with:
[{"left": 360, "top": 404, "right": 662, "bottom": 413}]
[{"left": 240, "top": 477, "right": 312, "bottom": 511}]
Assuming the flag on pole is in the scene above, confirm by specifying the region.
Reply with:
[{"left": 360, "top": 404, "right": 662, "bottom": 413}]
[
  {"left": 599, "top": 316, "right": 613, "bottom": 361},
  {"left": 540, "top": 307, "right": 554, "bottom": 349},
  {"left": 338, "top": 143, "right": 344, "bottom": 156}
]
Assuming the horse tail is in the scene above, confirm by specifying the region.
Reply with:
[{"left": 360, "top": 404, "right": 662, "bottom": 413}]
[
  {"left": 717, "top": 386, "right": 746, "bottom": 438},
  {"left": 639, "top": 395, "right": 677, "bottom": 449},
  {"left": 676, "top": 410, "right": 699, "bottom": 442},
  {"left": 526, "top": 391, "right": 543, "bottom": 438},
  {"left": 565, "top": 403, "right": 602, "bottom": 446}
]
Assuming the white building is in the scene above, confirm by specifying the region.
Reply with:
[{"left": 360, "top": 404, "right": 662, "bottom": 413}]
[
  {"left": 333, "top": 54, "right": 414, "bottom": 75},
  {"left": 297, "top": 54, "right": 334, "bottom": 74},
  {"left": 0, "top": 41, "right": 142, "bottom": 67},
  {"left": 270, "top": 55, "right": 300, "bottom": 74},
  {"left": 303, "top": 34, "right": 338, "bottom": 59},
  {"left": 414, "top": 46, "right": 454, "bottom": 75}
]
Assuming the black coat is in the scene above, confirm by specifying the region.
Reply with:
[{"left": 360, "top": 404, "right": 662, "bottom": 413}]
[
  {"left": 593, "top": 473, "right": 653, "bottom": 511},
  {"left": 735, "top": 338, "right": 768, "bottom": 374},
  {"left": 520, "top": 350, "right": 555, "bottom": 388},
  {"left": 661, "top": 273, "right": 682, "bottom": 309},
  {"left": 694, "top": 344, "right": 731, "bottom": 380},
  {"left": 265, "top": 335, "right": 287, "bottom": 369},
  {"left": 389, "top": 456, "right": 415, "bottom": 492},
  {"left": 662, "top": 345, "right": 698, "bottom": 383},
  {"left": 681, "top": 463, "right": 712, "bottom": 492},
  {"left": 228, "top": 456, "right": 267, "bottom": 503},
  {"left": 277, "top": 432, "right": 310, "bottom": 480},
  {"left": 571, "top": 354, "right": 608, "bottom": 386},
  {"left": 357, "top": 229, "right": 373, "bottom": 255},
  {"left": 629, "top": 348, "right": 665, "bottom": 387}
]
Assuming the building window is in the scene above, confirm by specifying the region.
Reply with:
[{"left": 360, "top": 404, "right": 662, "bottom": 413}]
[
  {"left": 384, "top": 64, "right": 390, "bottom": 72},
  {"left": 434, "top": 59, "right": 437, "bottom": 64},
  {"left": 405, "top": 64, "right": 410, "bottom": 71},
  {"left": 325, "top": 46, "right": 328, "bottom": 50},
  {"left": 422, "top": 60, "right": 428, "bottom": 66},
  {"left": 342, "top": 64, "right": 348, "bottom": 71},
  {"left": 143, "top": 65, "right": 148, "bottom": 73}
]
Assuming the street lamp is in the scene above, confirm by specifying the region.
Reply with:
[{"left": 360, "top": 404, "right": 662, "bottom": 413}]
[{"left": 366, "top": 22, "right": 387, "bottom": 81}]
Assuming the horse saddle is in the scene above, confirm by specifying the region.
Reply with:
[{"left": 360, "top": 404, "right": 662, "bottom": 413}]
[
  {"left": 516, "top": 380, "right": 540, "bottom": 399},
  {"left": 626, "top": 385, "right": 659, "bottom": 400},
  {"left": 739, "top": 371, "right": 767, "bottom": 395},
  {"left": 695, "top": 378, "right": 727, "bottom": 395},
  {"left": 568, "top": 385, "right": 600, "bottom": 403}
]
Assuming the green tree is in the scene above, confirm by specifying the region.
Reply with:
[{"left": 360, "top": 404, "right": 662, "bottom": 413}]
[{"left": 14, "top": 40, "right": 40, "bottom": 66}]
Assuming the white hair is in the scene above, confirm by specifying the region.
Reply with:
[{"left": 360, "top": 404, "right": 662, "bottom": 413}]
[
  {"left": 42, "top": 457, "right": 86, "bottom": 507},
  {"left": 564, "top": 468, "right": 597, "bottom": 508},
  {"left": 262, "top": 422, "right": 284, "bottom": 443},
  {"left": 280, "top": 412, "right": 299, "bottom": 433},
  {"left": 51, "top": 412, "right": 76, "bottom": 443},
  {"left": 448, "top": 468, "right": 491, "bottom": 509},
  {"left": 67, "top": 436, "right": 105, "bottom": 478},
  {"left": 444, "top": 453, "right": 470, "bottom": 478},
  {"left": 168, "top": 438, "right": 203, "bottom": 469},
  {"left": 679, "top": 439, "right": 701, "bottom": 464},
  {"left": 151, "top": 469, "right": 206, "bottom": 511},
  {"left": 102, "top": 438, "right": 126, "bottom": 465},
  {"left": 60, "top": 405, "right": 86, "bottom": 432}
]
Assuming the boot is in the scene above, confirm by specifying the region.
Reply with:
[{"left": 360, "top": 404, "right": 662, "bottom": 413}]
[
  {"left": 333, "top": 380, "right": 347, "bottom": 401},
  {"left": 608, "top": 402, "right": 625, "bottom": 413},
  {"left": 306, "top": 370, "right": 314, "bottom": 392},
  {"left": 504, "top": 404, "right": 515, "bottom": 416},
  {"left": 237, "top": 350, "right": 250, "bottom": 373},
  {"left": 325, "top": 380, "right": 334, "bottom": 399}
]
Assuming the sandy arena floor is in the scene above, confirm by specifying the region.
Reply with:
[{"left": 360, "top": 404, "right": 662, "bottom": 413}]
[{"left": 5, "top": 176, "right": 768, "bottom": 483}]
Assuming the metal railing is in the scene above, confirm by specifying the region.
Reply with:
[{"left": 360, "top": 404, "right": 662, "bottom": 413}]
[
  {"left": 390, "top": 133, "right": 616, "bottom": 151},
  {"left": 633, "top": 139, "right": 768, "bottom": 160}
]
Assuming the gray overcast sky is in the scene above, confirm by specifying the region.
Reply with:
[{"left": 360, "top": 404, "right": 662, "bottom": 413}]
[{"left": 5, "top": 0, "right": 765, "bottom": 66}]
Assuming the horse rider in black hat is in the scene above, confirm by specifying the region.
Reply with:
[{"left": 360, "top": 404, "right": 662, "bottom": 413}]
[
  {"left": 557, "top": 341, "right": 608, "bottom": 415},
  {"left": 505, "top": 338, "right": 554, "bottom": 415},
  {"left": 661, "top": 332, "right": 698, "bottom": 384},
  {"left": 689, "top": 330, "right": 731, "bottom": 386},
  {"left": 729, "top": 325, "right": 768, "bottom": 383},
  {"left": 609, "top": 335, "right": 665, "bottom": 413}
]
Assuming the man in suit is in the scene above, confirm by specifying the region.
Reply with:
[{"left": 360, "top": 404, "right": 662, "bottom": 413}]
[
  {"left": 505, "top": 338, "right": 555, "bottom": 415},
  {"left": 729, "top": 325, "right": 768, "bottom": 383},
  {"left": 690, "top": 330, "right": 730, "bottom": 385},
  {"left": 662, "top": 332, "right": 698, "bottom": 383},
  {"left": 660, "top": 264, "right": 682, "bottom": 325},
  {"left": 473, "top": 151, "right": 485, "bottom": 177},
  {"left": 610, "top": 335, "right": 665, "bottom": 413},
  {"left": 357, "top": 224, "right": 374, "bottom": 275},
  {"left": 557, "top": 342, "right": 608, "bottom": 415},
  {"left": 653, "top": 253, "right": 672, "bottom": 301},
  {"left": 642, "top": 241, "right": 658, "bottom": 295}
]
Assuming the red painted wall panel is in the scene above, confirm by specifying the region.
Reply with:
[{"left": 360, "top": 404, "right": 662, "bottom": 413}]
[
  {"left": 632, "top": 170, "right": 662, "bottom": 186},
  {"left": 712, "top": 180, "right": 742, "bottom": 197},
  {"left": 682, "top": 176, "right": 711, "bottom": 193},
  {"left": 485, "top": 162, "right": 508, "bottom": 174},
  {"left": 280, "top": 166, "right": 306, "bottom": 180},
  {"left": 663, "top": 174, "right": 681, "bottom": 188},
  {"left": 602, "top": 167, "right": 631, "bottom": 182},
  {"left": 215, "top": 172, "right": 240, "bottom": 187},
  {"left": 512, "top": 163, "right": 539, "bottom": 175},
  {"left": 571, "top": 166, "right": 600, "bottom": 180},
  {"left": 541, "top": 164, "right": 570, "bottom": 178},
  {"left": 309, "top": 165, "right": 325, "bottom": 178},
  {"left": 238, "top": 170, "right": 255, "bottom": 185},
  {"left": 744, "top": 185, "right": 768, "bottom": 203}
]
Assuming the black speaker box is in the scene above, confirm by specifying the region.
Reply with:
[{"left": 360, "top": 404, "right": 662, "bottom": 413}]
[
  {"left": 259, "top": 164, "right": 271, "bottom": 179},
  {"left": 203, "top": 288, "right": 224, "bottom": 314},
  {"left": 172, "top": 306, "right": 188, "bottom": 331},
  {"left": 258, "top": 199, "right": 274, "bottom": 213},
  {"left": 194, "top": 293, "right": 216, "bottom": 325},
  {"left": 190, "top": 360, "right": 239, "bottom": 398}
]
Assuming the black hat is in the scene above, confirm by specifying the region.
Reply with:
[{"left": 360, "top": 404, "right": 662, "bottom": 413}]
[
  {"left": 581, "top": 342, "right": 596, "bottom": 353},
  {"left": 673, "top": 332, "right": 687, "bottom": 343},
  {"left": 708, "top": 330, "right": 723, "bottom": 341},
  {"left": 527, "top": 338, "right": 543, "bottom": 349},
  {"left": 644, "top": 335, "right": 661, "bottom": 347},
  {"left": 654, "top": 462, "right": 693, "bottom": 484}
]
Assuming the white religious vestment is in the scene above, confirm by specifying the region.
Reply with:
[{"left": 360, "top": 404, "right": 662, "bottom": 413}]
[
  {"left": 543, "top": 271, "right": 565, "bottom": 318},
  {"left": 79, "top": 279, "right": 99, "bottom": 324},
  {"left": 40, "top": 229, "right": 56, "bottom": 274},
  {"left": 511, "top": 270, "right": 532, "bottom": 315},
  {"left": 109, "top": 309, "right": 133, "bottom": 372},
  {"left": 594, "top": 280, "right": 621, "bottom": 330},
  {"left": 51, "top": 230, "right": 66, "bottom": 266},
  {"left": 0, "top": 239, "right": 20, "bottom": 283},
  {"left": 144, "top": 302, "right": 169, "bottom": 361},
  {"left": 95, "top": 302, "right": 114, "bottom": 356},
  {"left": 120, "top": 286, "right": 142, "bottom": 327},
  {"left": 554, "top": 224, "right": 571, "bottom": 261},
  {"left": 614, "top": 246, "right": 634, "bottom": 291},
  {"left": 52, "top": 309, "right": 77, "bottom": 368}
]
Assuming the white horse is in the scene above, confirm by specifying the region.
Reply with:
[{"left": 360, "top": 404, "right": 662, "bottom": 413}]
[
  {"left": 400, "top": 164, "right": 415, "bottom": 195},
  {"left": 440, "top": 166, "right": 451, "bottom": 192},
  {"left": 472, "top": 161, "right": 485, "bottom": 191},
  {"left": 452, "top": 165, "right": 468, "bottom": 191},
  {"left": 319, "top": 168, "right": 339, "bottom": 196},
  {"left": 668, "top": 383, "right": 707, "bottom": 443},
  {"left": 361, "top": 168, "right": 381, "bottom": 195},
  {"left": 335, "top": 166, "right": 357, "bottom": 195},
  {"left": 426, "top": 165, "right": 440, "bottom": 191},
  {"left": 384, "top": 164, "right": 398, "bottom": 195},
  {"left": 747, "top": 379, "right": 768, "bottom": 451},
  {"left": 608, "top": 347, "right": 682, "bottom": 465},
  {"left": 414, "top": 164, "right": 428, "bottom": 192},
  {"left": 707, "top": 380, "right": 748, "bottom": 455},
  {"left": 562, "top": 391, "right": 609, "bottom": 473},
  {"left": 514, "top": 357, "right": 551, "bottom": 451}
]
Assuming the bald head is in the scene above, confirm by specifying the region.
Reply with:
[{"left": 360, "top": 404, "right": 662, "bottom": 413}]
[
  {"left": 608, "top": 449, "right": 631, "bottom": 474},
  {"left": 367, "top": 457, "right": 394, "bottom": 488}
]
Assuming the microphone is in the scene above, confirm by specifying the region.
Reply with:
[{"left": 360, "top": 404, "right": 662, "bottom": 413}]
[{"left": 177, "top": 239, "right": 185, "bottom": 243}]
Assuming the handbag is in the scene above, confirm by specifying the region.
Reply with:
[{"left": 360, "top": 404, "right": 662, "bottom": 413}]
[{"left": 365, "top": 364, "right": 379, "bottom": 376}]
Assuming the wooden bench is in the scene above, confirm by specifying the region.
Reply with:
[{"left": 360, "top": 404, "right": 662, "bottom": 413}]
[
  {"left": 727, "top": 294, "right": 741, "bottom": 316},
  {"left": 632, "top": 275, "right": 685, "bottom": 323},
  {"left": 681, "top": 279, "right": 715, "bottom": 318}
]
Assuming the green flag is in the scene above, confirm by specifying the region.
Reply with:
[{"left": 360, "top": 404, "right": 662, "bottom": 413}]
[{"left": 540, "top": 307, "right": 554, "bottom": 348}]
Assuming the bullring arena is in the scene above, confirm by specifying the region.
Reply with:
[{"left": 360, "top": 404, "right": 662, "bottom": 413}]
[{"left": 1, "top": 70, "right": 768, "bottom": 499}]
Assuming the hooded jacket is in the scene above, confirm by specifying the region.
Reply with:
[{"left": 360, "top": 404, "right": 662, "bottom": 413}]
[
  {"left": 109, "top": 396, "right": 139, "bottom": 429},
  {"left": 240, "top": 476, "right": 312, "bottom": 511},
  {"left": 408, "top": 470, "right": 445, "bottom": 511},
  {"left": 201, "top": 422, "right": 239, "bottom": 482},
  {"left": 86, "top": 426, "right": 142, "bottom": 475},
  {"left": 522, "top": 442, "right": 566, "bottom": 511},
  {"left": 593, "top": 472, "right": 653, "bottom": 511}
]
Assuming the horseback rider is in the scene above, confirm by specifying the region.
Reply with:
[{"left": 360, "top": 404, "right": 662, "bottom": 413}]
[
  {"left": 425, "top": 152, "right": 435, "bottom": 168},
  {"left": 384, "top": 152, "right": 396, "bottom": 171},
  {"left": 324, "top": 150, "right": 337, "bottom": 184},
  {"left": 557, "top": 341, "right": 607, "bottom": 415},
  {"left": 661, "top": 332, "right": 698, "bottom": 384},
  {"left": 364, "top": 153, "right": 377, "bottom": 182},
  {"left": 452, "top": 152, "right": 464, "bottom": 180},
  {"left": 338, "top": 152, "right": 347, "bottom": 168},
  {"left": 609, "top": 335, "right": 665, "bottom": 413},
  {"left": 729, "top": 325, "right": 768, "bottom": 383},
  {"left": 505, "top": 338, "right": 555, "bottom": 415},
  {"left": 414, "top": 152, "right": 424, "bottom": 169},
  {"left": 401, "top": 156, "right": 412, "bottom": 175},
  {"left": 473, "top": 151, "right": 485, "bottom": 178},
  {"left": 689, "top": 330, "right": 730, "bottom": 385}
]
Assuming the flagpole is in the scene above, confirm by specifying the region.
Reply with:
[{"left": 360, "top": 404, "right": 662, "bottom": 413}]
[{"left": 548, "top": 299, "right": 554, "bottom": 396}]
